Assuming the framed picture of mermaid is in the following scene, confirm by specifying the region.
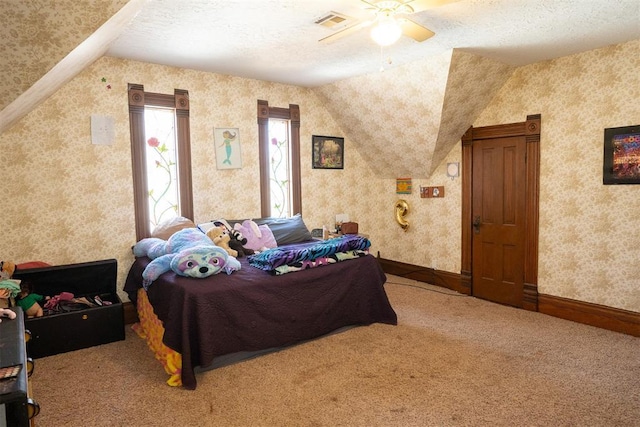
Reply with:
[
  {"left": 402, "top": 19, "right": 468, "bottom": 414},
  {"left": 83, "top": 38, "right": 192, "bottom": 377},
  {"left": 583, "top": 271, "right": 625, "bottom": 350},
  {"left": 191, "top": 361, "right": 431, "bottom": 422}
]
[
  {"left": 603, "top": 124, "right": 640, "bottom": 185},
  {"left": 312, "top": 135, "right": 344, "bottom": 170},
  {"left": 214, "top": 128, "right": 242, "bottom": 169}
]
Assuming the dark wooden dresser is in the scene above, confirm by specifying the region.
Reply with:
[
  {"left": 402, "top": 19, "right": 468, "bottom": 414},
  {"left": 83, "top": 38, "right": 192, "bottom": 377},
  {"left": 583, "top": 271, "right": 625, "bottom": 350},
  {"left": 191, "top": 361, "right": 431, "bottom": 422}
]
[{"left": 0, "top": 307, "right": 39, "bottom": 426}]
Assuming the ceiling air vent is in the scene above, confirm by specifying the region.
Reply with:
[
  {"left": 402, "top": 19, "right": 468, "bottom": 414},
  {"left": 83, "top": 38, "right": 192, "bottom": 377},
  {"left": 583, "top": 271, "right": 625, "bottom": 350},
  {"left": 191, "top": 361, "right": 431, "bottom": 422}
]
[{"left": 314, "top": 11, "right": 353, "bottom": 29}]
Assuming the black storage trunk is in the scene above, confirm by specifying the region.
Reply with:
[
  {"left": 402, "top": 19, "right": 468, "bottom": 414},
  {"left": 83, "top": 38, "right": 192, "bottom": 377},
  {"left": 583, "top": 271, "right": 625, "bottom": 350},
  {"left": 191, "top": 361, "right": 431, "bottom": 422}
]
[{"left": 12, "top": 259, "right": 124, "bottom": 358}]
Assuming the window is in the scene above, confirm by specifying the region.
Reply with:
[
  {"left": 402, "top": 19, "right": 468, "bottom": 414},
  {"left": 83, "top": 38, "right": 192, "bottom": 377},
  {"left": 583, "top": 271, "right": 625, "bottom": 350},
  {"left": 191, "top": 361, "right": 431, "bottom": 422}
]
[
  {"left": 128, "top": 84, "right": 193, "bottom": 240},
  {"left": 257, "top": 100, "right": 301, "bottom": 218},
  {"left": 268, "top": 118, "right": 291, "bottom": 217},
  {"left": 144, "top": 106, "right": 179, "bottom": 226}
]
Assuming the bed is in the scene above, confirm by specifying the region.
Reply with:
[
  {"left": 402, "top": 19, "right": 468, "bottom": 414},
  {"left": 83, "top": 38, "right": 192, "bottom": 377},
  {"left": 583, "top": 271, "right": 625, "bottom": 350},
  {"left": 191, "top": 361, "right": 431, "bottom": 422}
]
[{"left": 124, "top": 216, "right": 397, "bottom": 390}]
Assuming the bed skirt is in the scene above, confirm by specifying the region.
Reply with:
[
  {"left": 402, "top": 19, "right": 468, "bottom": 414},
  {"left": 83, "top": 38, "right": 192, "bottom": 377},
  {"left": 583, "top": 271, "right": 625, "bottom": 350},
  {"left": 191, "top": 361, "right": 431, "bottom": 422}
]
[
  {"left": 132, "top": 288, "right": 367, "bottom": 388},
  {"left": 132, "top": 288, "right": 183, "bottom": 386},
  {"left": 132, "top": 288, "right": 305, "bottom": 387}
]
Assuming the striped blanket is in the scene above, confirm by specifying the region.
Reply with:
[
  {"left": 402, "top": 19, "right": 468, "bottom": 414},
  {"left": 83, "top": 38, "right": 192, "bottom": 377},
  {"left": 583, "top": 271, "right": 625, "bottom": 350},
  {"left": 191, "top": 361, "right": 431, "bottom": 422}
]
[{"left": 248, "top": 235, "right": 371, "bottom": 275}]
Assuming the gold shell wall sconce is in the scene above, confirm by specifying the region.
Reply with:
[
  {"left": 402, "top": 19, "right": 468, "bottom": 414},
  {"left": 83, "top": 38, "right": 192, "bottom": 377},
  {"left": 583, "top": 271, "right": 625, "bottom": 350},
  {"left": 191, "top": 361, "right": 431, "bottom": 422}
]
[{"left": 394, "top": 199, "right": 410, "bottom": 232}]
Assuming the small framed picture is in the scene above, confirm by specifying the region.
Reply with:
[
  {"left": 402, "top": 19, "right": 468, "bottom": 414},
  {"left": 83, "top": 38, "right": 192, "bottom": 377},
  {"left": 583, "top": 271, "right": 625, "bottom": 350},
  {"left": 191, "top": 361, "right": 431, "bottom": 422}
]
[
  {"left": 603, "top": 124, "right": 640, "bottom": 185},
  {"left": 312, "top": 135, "right": 344, "bottom": 169},
  {"left": 396, "top": 178, "right": 412, "bottom": 194},
  {"left": 214, "top": 128, "right": 242, "bottom": 169}
]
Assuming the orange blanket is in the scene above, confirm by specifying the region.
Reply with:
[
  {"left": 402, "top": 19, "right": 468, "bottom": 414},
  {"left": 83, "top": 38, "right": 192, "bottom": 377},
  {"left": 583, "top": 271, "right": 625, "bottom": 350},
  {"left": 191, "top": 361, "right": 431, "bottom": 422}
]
[{"left": 131, "top": 288, "right": 183, "bottom": 386}]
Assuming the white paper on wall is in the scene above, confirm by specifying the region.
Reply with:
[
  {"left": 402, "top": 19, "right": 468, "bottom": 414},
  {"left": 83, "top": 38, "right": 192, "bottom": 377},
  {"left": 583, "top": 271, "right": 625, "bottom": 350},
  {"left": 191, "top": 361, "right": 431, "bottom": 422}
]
[
  {"left": 91, "top": 114, "right": 115, "bottom": 145},
  {"left": 335, "top": 213, "right": 349, "bottom": 225}
]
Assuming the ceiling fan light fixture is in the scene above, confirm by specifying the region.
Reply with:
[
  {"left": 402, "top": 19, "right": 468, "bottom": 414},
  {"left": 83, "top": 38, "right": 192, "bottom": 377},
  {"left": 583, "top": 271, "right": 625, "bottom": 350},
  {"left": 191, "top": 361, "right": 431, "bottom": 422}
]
[{"left": 370, "top": 14, "right": 402, "bottom": 46}]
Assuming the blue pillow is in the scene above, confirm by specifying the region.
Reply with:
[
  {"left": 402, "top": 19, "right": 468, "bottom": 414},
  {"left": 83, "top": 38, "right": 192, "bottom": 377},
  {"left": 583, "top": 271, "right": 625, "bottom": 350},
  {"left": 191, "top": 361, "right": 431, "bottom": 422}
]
[
  {"left": 254, "top": 214, "right": 314, "bottom": 245},
  {"left": 212, "top": 214, "right": 314, "bottom": 246}
]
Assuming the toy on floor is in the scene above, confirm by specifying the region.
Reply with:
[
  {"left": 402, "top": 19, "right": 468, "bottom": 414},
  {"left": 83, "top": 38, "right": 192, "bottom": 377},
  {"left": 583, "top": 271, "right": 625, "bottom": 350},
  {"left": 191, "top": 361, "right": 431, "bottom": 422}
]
[{"left": 133, "top": 227, "right": 241, "bottom": 289}]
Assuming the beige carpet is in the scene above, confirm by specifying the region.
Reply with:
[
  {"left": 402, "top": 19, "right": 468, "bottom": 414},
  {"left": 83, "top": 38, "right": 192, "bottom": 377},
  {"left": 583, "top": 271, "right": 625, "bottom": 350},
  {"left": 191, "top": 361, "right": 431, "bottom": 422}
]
[{"left": 31, "top": 275, "right": 640, "bottom": 427}]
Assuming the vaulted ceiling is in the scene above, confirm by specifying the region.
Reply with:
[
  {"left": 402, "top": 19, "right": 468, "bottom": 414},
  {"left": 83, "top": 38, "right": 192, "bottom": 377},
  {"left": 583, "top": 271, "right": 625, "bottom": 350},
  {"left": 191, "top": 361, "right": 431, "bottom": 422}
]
[
  {"left": 0, "top": 0, "right": 129, "bottom": 111},
  {"left": 316, "top": 49, "right": 515, "bottom": 177},
  {"left": 1, "top": 0, "right": 638, "bottom": 178}
]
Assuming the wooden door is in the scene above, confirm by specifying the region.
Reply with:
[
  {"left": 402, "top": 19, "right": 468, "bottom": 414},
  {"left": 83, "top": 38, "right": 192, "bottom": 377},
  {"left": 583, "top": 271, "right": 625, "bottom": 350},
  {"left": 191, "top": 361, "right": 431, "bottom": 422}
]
[
  {"left": 472, "top": 135, "right": 526, "bottom": 307},
  {"left": 460, "top": 114, "right": 541, "bottom": 311}
]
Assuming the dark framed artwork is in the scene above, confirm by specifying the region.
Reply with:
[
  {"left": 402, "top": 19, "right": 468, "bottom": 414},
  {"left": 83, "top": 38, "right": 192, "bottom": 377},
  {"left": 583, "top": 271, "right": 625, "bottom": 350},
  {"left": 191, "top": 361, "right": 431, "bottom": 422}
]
[
  {"left": 312, "top": 135, "right": 344, "bottom": 169},
  {"left": 603, "top": 124, "right": 640, "bottom": 185}
]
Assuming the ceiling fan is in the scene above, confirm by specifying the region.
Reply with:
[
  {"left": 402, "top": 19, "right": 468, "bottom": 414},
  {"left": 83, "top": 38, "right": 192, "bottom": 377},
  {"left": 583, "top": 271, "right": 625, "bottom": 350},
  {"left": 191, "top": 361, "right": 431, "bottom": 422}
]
[{"left": 319, "top": 0, "right": 458, "bottom": 46}]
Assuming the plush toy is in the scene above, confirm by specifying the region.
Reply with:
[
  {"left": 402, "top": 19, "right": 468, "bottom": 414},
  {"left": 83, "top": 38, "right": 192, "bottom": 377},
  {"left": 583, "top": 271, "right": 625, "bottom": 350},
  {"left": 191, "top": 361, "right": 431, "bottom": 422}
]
[
  {"left": 209, "top": 220, "right": 254, "bottom": 258},
  {"left": 0, "top": 260, "right": 15, "bottom": 280},
  {"left": 228, "top": 228, "right": 254, "bottom": 258},
  {"left": 0, "top": 279, "right": 21, "bottom": 310},
  {"left": 133, "top": 228, "right": 241, "bottom": 289},
  {"left": 205, "top": 226, "right": 238, "bottom": 258},
  {"left": 233, "top": 220, "right": 278, "bottom": 253},
  {"left": 0, "top": 307, "right": 16, "bottom": 323},
  {"left": 0, "top": 262, "right": 18, "bottom": 308},
  {"left": 16, "top": 281, "right": 47, "bottom": 318}
]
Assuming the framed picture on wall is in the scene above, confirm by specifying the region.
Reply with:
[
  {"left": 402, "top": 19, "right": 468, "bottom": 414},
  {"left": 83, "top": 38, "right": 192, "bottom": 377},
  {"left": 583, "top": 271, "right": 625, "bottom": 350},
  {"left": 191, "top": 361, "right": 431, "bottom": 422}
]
[
  {"left": 312, "top": 135, "right": 344, "bottom": 169},
  {"left": 214, "top": 128, "right": 242, "bottom": 169},
  {"left": 603, "top": 124, "right": 640, "bottom": 185}
]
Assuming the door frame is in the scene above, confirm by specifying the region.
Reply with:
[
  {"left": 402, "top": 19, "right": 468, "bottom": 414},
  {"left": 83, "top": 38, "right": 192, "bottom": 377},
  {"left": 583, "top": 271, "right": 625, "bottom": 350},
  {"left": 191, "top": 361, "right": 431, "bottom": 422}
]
[{"left": 460, "top": 114, "right": 541, "bottom": 311}]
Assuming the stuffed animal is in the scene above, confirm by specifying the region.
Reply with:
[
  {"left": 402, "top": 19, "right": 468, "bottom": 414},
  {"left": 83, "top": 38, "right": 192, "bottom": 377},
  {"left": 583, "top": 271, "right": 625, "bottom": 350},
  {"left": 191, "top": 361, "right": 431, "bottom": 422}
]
[
  {"left": 0, "top": 278, "right": 21, "bottom": 309},
  {"left": 0, "top": 307, "right": 16, "bottom": 323},
  {"left": 209, "top": 220, "right": 254, "bottom": 258},
  {"left": 15, "top": 281, "right": 46, "bottom": 318},
  {"left": 0, "top": 261, "right": 15, "bottom": 280},
  {"left": 133, "top": 228, "right": 241, "bottom": 289},
  {"left": 0, "top": 262, "right": 18, "bottom": 308},
  {"left": 227, "top": 228, "right": 254, "bottom": 258},
  {"left": 205, "top": 226, "right": 238, "bottom": 258},
  {"left": 234, "top": 220, "right": 277, "bottom": 253}
]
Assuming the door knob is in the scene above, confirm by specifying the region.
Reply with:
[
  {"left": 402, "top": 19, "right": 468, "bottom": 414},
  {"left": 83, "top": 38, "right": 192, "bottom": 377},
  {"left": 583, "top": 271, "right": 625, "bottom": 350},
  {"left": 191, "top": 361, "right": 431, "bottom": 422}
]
[{"left": 473, "top": 216, "right": 481, "bottom": 234}]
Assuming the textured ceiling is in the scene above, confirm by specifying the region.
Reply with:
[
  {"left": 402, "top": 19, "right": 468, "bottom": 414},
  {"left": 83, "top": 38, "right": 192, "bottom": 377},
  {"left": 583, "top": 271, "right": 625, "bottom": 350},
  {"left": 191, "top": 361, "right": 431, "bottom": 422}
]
[
  {"left": 106, "top": 0, "right": 640, "bottom": 87},
  {"left": 1, "top": 0, "right": 639, "bottom": 178}
]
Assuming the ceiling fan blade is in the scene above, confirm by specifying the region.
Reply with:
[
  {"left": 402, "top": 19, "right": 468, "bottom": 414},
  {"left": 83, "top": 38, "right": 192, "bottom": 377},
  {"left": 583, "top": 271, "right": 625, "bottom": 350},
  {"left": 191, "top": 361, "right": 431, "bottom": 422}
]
[
  {"left": 319, "top": 20, "right": 373, "bottom": 44},
  {"left": 400, "top": 18, "right": 435, "bottom": 42},
  {"left": 360, "top": 0, "right": 379, "bottom": 9},
  {"left": 406, "top": 0, "right": 461, "bottom": 13}
]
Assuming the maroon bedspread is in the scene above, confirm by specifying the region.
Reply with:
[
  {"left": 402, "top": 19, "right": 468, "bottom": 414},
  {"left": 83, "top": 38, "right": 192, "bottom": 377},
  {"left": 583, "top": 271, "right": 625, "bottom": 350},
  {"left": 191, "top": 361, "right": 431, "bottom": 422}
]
[{"left": 124, "top": 253, "right": 397, "bottom": 389}]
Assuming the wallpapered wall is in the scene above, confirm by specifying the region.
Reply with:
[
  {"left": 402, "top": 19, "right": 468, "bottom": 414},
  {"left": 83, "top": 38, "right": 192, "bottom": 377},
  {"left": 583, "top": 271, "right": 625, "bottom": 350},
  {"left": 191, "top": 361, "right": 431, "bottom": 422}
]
[
  {"left": 315, "top": 49, "right": 515, "bottom": 178},
  {"left": 475, "top": 40, "right": 640, "bottom": 312},
  {"left": 0, "top": 0, "right": 128, "bottom": 111},
  {"left": 1, "top": 40, "right": 638, "bottom": 313},
  {"left": 0, "top": 55, "right": 427, "bottom": 301}
]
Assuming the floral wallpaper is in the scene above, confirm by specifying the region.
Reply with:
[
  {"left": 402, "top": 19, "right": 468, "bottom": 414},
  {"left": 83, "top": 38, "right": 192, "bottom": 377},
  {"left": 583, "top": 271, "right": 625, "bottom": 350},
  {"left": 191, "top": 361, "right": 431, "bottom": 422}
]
[
  {"left": 0, "top": 56, "right": 382, "bottom": 301},
  {"left": 1, "top": 40, "right": 638, "bottom": 314},
  {"left": 476, "top": 39, "right": 640, "bottom": 312},
  {"left": 315, "top": 49, "right": 514, "bottom": 178},
  {"left": 0, "top": 0, "right": 128, "bottom": 111},
  {"left": 433, "top": 50, "right": 515, "bottom": 175}
]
